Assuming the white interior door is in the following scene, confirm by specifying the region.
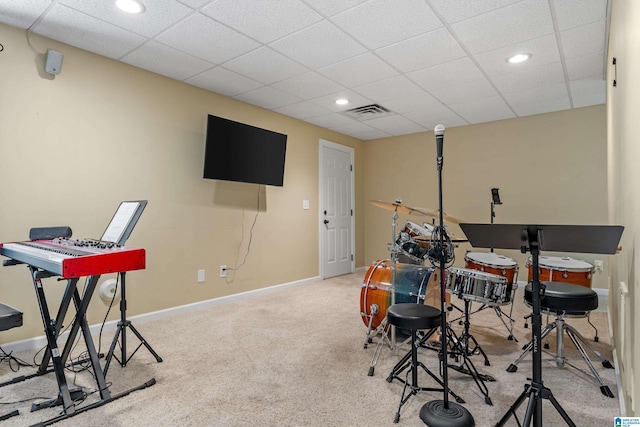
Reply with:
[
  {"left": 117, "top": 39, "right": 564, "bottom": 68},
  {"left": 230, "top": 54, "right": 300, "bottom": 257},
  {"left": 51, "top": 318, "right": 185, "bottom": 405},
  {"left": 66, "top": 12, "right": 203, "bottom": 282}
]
[{"left": 320, "top": 140, "right": 354, "bottom": 279}]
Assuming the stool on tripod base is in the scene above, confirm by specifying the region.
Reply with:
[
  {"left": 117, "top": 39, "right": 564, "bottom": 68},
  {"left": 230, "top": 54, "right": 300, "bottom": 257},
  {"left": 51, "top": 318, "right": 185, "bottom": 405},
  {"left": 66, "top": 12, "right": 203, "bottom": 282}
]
[
  {"left": 507, "top": 281, "right": 615, "bottom": 397},
  {"left": 385, "top": 303, "right": 468, "bottom": 424}
]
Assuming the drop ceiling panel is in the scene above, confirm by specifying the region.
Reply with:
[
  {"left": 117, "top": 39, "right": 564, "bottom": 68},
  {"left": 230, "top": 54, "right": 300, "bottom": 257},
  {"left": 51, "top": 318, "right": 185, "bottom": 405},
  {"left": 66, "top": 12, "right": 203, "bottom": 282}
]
[
  {"left": 332, "top": 0, "right": 442, "bottom": 50},
  {"left": 318, "top": 53, "right": 399, "bottom": 88},
  {"left": 450, "top": 0, "right": 554, "bottom": 54},
  {"left": 272, "top": 71, "right": 345, "bottom": 99},
  {"left": 491, "top": 62, "right": 565, "bottom": 94},
  {"left": 408, "top": 57, "right": 485, "bottom": 92},
  {"left": 59, "top": 0, "right": 192, "bottom": 38},
  {"left": 427, "top": 0, "right": 521, "bottom": 23},
  {"left": 33, "top": 4, "right": 146, "bottom": 59},
  {"left": 269, "top": 20, "right": 367, "bottom": 69},
  {"left": 375, "top": 28, "right": 467, "bottom": 73},
  {"left": 274, "top": 101, "right": 333, "bottom": 120},
  {"left": 154, "top": 13, "right": 260, "bottom": 64},
  {"left": 0, "top": 0, "right": 51, "bottom": 28},
  {"left": 553, "top": 0, "right": 608, "bottom": 31},
  {"left": 185, "top": 66, "right": 263, "bottom": 97},
  {"left": 234, "top": 86, "right": 301, "bottom": 110},
  {"left": 473, "top": 34, "right": 560, "bottom": 77},
  {"left": 223, "top": 47, "right": 309, "bottom": 85},
  {"left": 122, "top": 40, "right": 213, "bottom": 80},
  {"left": 201, "top": 0, "right": 322, "bottom": 44},
  {"left": 354, "top": 76, "right": 423, "bottom": 103},
  {"left": 560, "top": 20, "right": 606, "bottom": 60}
]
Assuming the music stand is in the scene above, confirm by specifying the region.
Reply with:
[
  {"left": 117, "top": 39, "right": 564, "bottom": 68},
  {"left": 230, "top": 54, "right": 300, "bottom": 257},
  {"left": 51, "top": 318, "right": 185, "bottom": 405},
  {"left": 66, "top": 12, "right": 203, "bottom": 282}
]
[
  {"left": 459, "top": 223, "right": 623, "bottom": 427},
  {"left": 102, "top": 201, "right": 163, "bottom": 375}
]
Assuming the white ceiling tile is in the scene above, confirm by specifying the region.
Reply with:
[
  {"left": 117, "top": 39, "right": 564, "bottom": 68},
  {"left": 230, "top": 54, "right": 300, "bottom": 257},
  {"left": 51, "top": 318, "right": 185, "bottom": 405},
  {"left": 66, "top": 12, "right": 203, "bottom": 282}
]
[
  {"left": 330, "top": 120, "right": 378, "bottom": 135},
  {"left": 361, "top": 114, "right": 426, "bottom": 136},
  {"left": 178, "top": 0, "right": 212, "bottom": 8},
  {"left": 429, "top": 79, "right": 498, "bottom": 104},
  {"left": 234, "top": 86, "right": 301, "bottom": 109},
  {"left": 408, "top": 57, "right": 485, "bottom": 92},
  {"left": 554, "top": 0, "right": 607, "bottom": 31},
  {"left": 451, "top": 0, "right": 554, "bottom": 54},
  {"left": 570, "top": 78, "right": 606, "bottom": 108},
  {"left": 448, "top": 96, "right": 515, "bottom": 123},
  {"left": 427, "top": 0, "right": 521, "bottom": 23},
  {"left": 354, "top": 75, "right": 423, "bottom": 103},
  {"left": 304, "top": 113, "right": 358, "bottom": 129},
  {"left": 404, "top": 105, "right": 468, "bottom": 129},
  {"left": 355, "top": 129, "right": 393, "bottom": 140},
  {"left": 473, "top": 34, "right": 560, "bottom": 77},
  {"left": 375, "top": 28, "right": 466, "bottom": 73},
  {"left": 186, "top": 66, "right": 263, "bottom": 97},
  {"left": 491, "top": 62, "right": 565, "bottom": 93},
  {"left": 0, "top": 0, "right": 51, "bottom": 29},
  {"left": 332, "top": 0, "right": 443, "bottom": 50},
  {"left": 512, "top": 98, "right": 571, "bottom": 116},
  {"left": 566, "top": 53, "right": 604, "bottom": 81},
  {"left": 32, "top": 4, "right": 147, "bottom": 59},
  {"left": 155, "top": 13, "right": 259, "bottom": 64},
  {"left": 269, "top": 20, "right": 366, "bottom": 69},
  {"left": 383, "top": 92, "right": 442, "bottom": 114},
  {"left": 309, "top": 90, "right": 373, "bottom": 112},
  {"left": 301, "top": 0, "right": 369, "bottom": 17},
  {"left": 560, "top": 20, "right": 606, "bottom": 60},
  {"left": 121, "top": 40, "right": 213, "bottom": 81},
  {"left": 201, "top": 0, "right": 322, "bottom": 44},
  {"left": 502, "top": 82, "right": 569, "bottom": 107},
  {"left": 223, "top": 47, "right": 309, "bottom": 85},
  {"left": 271, "top": 72, "right": 344, "bottom": 99},
  {"left": 59, "top": 0, "right": 193, "bottom": 38},
  {"left": 318, "top": 53, "right": 398, "bottom": 88},
  {"left": 274, "top": 101, "right": 333, "bottom": 120}
]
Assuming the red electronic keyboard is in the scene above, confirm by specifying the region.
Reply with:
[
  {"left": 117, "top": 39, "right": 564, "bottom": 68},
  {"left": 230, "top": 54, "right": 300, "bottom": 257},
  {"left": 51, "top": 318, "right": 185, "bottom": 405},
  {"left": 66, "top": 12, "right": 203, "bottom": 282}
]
[{"left": 0, "top": 237, "right": 145, "bottom": 278}]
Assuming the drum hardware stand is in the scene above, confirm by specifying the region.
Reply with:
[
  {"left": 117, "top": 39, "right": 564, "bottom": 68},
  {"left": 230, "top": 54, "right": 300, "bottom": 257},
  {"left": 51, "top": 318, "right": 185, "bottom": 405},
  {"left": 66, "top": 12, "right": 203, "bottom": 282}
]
[
  {"left": 450, "top": 298, "right": 491, "bottom": 366},
  {"left": 459, "top": 223, "right": 623, "bottom": 427},
  {"left": 420, "top": 125, "right": 475, "bottom": 427}
]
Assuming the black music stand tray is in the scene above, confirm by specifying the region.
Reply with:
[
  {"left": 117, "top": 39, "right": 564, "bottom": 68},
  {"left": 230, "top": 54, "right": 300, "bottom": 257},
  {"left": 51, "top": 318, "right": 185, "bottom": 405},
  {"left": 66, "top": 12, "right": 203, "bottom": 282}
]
[
  {"left": 459, "top": 223, "right": 623, "bottom": 427},
  {"left": 101, "top": 201, "right": 163, "bottom": 375}
]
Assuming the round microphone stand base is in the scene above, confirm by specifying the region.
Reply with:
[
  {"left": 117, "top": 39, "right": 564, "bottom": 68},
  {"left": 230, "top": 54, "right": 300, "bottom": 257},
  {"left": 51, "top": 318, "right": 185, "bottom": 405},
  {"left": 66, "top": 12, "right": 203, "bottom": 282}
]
[{"left": 420, "top": 400, "right": 475, "bottom": 427}]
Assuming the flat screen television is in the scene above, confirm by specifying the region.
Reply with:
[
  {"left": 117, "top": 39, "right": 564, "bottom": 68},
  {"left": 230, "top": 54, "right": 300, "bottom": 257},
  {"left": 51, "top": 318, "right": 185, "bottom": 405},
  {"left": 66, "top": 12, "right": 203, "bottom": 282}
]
[{"left": 203, "top": 115, "right": 287, "bottom": 187}]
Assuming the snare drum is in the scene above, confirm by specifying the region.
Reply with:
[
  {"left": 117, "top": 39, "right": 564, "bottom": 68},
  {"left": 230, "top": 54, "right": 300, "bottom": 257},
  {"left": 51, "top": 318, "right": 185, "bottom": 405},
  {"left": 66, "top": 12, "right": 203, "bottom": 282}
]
[
  {"left": 465, "top": 252, "right": 519, "bottom": 303},
  {"left": 526, "top": 256, "right": 594, "bottom": 288},
  {"left": 360, "top": 260, "right": 438, "bottom": 328},
  {"left": 446, "top": 267, "right": 508, "bottom": 304}
]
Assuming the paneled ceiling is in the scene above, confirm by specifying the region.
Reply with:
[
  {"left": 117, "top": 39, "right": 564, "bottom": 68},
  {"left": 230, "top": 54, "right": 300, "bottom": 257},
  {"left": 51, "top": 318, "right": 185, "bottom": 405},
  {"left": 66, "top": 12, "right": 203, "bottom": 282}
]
[{"left": 0, "top": 0, "right": 609, "bottom": 140}]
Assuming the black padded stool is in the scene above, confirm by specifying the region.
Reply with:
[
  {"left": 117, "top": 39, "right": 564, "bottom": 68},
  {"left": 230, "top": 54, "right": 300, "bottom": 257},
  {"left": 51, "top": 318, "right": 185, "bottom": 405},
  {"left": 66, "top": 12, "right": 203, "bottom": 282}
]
[
  {"left": 0, "top": 303, "right": 22, "bottom": 422},
  {"left": 507, "top": 282, "right": 615, "bottom": 397},
  {"left": 385, "top": 303, "right": 447, "bottom": 423},
  {"left": 0, "top": 303, "right": 23, "bottom": 332}
]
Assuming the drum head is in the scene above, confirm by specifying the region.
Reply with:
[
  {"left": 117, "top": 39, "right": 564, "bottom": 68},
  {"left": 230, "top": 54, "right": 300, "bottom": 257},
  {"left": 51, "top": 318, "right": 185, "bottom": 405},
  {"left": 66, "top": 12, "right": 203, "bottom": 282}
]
[
  {"left": 404, "top": 220, "right": 433, "bottom": 237},
  {"left": 535, "top": 256, "right": 593, "bottom": 271},
  {"left": 465, "top": 251, "right": 517, "bottom": 267}
]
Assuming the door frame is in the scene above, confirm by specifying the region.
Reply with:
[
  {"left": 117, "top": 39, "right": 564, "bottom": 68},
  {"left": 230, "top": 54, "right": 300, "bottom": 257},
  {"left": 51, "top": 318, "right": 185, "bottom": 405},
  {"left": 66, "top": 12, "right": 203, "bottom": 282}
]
[{"left": 319, "top": 139, "right": 355, "bottom": 279}]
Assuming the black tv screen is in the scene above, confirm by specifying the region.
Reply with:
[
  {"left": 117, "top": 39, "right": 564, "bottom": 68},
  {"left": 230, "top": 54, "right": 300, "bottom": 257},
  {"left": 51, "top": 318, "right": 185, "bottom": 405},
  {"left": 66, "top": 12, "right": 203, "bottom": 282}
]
[{"left": 203, "top": 115, "right": 287, "bottom": 187}]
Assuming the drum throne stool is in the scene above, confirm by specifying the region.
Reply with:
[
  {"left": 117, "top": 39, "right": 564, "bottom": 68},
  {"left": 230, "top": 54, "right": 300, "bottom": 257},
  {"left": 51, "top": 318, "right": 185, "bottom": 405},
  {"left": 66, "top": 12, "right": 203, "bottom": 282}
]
[
  {"left": 385, "top": 303, "right": 466, "bottom": 423},
  {"left": 0, "top": 302, "right": 23, "bottom": 421},
  {"left": 506, "top": 281, "right": 615, "bottom": 397}
]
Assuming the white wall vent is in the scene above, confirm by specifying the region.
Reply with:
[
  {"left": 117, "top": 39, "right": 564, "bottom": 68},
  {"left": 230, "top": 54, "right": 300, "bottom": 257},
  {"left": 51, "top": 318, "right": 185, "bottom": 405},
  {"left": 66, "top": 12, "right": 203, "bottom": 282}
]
[{"left": 342, "top": 104, "right": 393, "bottom": 121}]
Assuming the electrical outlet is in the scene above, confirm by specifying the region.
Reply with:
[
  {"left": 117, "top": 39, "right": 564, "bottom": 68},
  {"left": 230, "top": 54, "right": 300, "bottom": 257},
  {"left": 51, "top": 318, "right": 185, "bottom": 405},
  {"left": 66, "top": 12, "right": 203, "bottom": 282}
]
[
  {"left": 220, "top": 265, "right": 227, "bottom": 278},
  {"left": 197, "top": 269, "right": 205, "bottom": 283},
  {"left": 594, "top": 260, "right": 604, "bottom": 272}
]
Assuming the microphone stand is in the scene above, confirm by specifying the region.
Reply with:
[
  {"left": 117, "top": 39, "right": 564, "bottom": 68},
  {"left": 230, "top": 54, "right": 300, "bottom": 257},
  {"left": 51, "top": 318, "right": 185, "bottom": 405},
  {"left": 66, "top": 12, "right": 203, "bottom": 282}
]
[{"left": 420, "top": 125, "right": 474, "bottom": 426}]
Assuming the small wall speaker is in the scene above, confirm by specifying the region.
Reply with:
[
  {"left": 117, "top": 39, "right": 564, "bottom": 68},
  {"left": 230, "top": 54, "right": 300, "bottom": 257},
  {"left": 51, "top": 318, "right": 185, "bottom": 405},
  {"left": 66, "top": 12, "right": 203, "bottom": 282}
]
[{"left": 45, "top": 49, "right": 63, "bottom": 75}]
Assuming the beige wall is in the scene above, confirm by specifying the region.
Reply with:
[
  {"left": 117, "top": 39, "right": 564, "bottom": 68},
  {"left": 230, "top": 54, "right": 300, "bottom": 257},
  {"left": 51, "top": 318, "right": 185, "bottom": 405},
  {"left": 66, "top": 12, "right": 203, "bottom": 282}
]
[
  {"left": 363, "top": 106, "right": 609, "bottom": 289},
  {"left": 608, "top": 0, "right": 640, "bottom": 415},
  {"left": 0, "top": 23, "right": 365, "bottom": 343}
]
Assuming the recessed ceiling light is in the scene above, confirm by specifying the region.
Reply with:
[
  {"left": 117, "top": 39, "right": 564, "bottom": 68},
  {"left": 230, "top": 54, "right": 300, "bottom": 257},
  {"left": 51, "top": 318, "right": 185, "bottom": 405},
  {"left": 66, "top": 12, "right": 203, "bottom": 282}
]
[
  {"left": 507, "top": 53, "right": 531, "bottom": 64},
  {"left": 116, "top": 0, "right": 146, "bottom": 14},
  {"left": 335, "top": 98, "right": 350, "bottom": 106}
]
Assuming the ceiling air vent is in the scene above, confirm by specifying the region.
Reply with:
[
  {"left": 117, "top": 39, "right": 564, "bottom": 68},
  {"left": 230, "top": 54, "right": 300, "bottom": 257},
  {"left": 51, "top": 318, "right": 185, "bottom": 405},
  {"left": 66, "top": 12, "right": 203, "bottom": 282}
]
[{"left": 342, "top": 104, "right": 394, "bottom": 121}]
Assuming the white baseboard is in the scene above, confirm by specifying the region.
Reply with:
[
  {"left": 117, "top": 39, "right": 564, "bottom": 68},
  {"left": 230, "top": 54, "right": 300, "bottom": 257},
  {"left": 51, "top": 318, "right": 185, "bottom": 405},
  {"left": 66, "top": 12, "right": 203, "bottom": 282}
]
[{"left": 1, "top": 275, "right": 320, "bottom": 355}]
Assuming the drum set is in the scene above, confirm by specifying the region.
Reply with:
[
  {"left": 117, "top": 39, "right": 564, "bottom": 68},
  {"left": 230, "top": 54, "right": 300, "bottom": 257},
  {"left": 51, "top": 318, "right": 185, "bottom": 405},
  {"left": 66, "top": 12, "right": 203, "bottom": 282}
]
[{"left": 360, "top": 199, "right": 600, "bottom": 400}]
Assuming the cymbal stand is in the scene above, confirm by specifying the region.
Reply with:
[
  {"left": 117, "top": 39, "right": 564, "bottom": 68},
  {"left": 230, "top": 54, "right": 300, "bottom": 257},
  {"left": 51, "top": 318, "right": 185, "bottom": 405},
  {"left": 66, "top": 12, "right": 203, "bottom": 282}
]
[
  {"left": 497, "top": 230, "right": 576, "bottom": 427},
  {"left": 365, "top": 202, "right": 401, "bottom": 375}
]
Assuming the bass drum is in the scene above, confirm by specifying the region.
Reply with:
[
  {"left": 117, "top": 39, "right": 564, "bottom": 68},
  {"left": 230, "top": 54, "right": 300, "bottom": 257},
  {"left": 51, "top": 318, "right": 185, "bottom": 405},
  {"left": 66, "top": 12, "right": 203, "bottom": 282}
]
[
  {"left": 526, "top": 256, "right": 594, "bottom": 288},
  {"left": 360, "top": 260, "right": 440, "bottom": 329}
]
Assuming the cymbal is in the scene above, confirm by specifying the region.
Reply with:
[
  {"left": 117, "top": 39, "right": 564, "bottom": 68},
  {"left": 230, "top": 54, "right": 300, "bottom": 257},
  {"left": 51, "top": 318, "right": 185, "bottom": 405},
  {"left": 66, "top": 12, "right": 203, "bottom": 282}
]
[
  {"left": 413, "top": 233, "right": 468, "bottom": 243},
  {"left": 369, "top": 200, "right": 465, "bottom": 224},
  {"left": 369, "top": 200, "right": 430, "bottom": 217}
]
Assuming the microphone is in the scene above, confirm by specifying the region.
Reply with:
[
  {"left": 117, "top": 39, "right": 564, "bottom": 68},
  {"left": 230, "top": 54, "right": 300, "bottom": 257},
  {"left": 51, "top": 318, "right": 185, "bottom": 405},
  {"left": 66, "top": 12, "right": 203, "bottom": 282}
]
[{"left": 434, "top": 124, "right": 445, "bottom": 170}]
